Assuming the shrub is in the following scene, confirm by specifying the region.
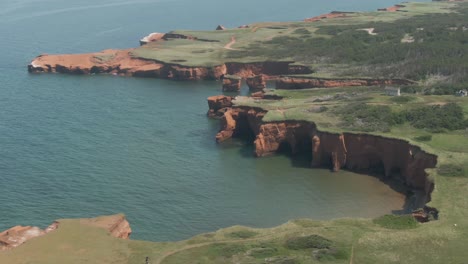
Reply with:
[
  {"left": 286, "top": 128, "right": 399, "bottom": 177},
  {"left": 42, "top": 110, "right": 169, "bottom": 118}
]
[
  {"left": 338, "top": 104, "right": 405, "bottom": 132},
  {"left": 438, "top": 164, "right": 466, "bottom": 177},
  {"left": 414, "top": 135, "right": 432, "bottom": 142},
  {"left": 248, "top": 247, "right": 278, "bottom": 258},
  {"left": 405, "top": 103, "right": 466, "bottom": 131},
  {"left": 210, "top": 243, "right": 247, "bottom": 258},
  {"left": 284, "top": 235, "right": 332, "bottom": 250},
  {"left": 391, "top": 96, "right": 416, "bottom": 103},
  {"left": 292, "top": 28, "right": 311, "bottom": 35},
  {"left": 227, "top": 229, "right": 258, "bottom": 239},
  {"left": 373, "top": 215, "right": 419, "bottom": 229}
]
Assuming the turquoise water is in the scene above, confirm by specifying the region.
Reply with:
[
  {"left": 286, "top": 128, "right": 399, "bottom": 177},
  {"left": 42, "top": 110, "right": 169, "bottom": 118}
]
[{"left": 0, "top": 0, "right": 429, "bottom": 241}]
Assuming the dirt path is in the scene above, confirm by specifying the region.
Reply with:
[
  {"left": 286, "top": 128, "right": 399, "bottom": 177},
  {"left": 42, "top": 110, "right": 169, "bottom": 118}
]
[
  {"left": 154, "top": 237, "right": 259, "bottom": 264},
  {"left": 224, "top": 36, "right": 237, "bottom": 50}
]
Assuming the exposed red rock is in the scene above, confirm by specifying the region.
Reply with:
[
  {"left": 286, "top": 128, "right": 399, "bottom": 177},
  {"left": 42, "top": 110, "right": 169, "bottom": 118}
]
[
  {"left": 0, "top": 226, "right": 46, "bottom": 250},
  {"left": 29, "top": 51, "right": 313, "bottom": 81},
  {"left": 215, "top": 110, "right": 237, "bottom": 142},
  {"left": 378, "top": 5, "right": 405, "bottom": 12},
  {"left": 215, "top": 107, "right": 267, "bottom": 143},
  {"left": 222, "top": 76, "right": 242, "bottom": 92},
  {"left": 215, "top": 106, "right": 438, "bottom": 204},
  {"left": 80, "top": 214, "right": 132, "bottom": 239},
  {"left": 28, "top": 51, "right": 228, "bottom": 81},
  {"left": 246, "top": 75, "right": 267, "bottom": 92},
  {"left": 304, "top": 11, "right": 351, "bottom": 22},
  {"left": 251, "top": 91, "right": 265, "bottom": 98},
  {"left": 207, "top": 95, "right": 233, "bottom": 118},
  {"left": 276, "top": 77, "right": 416, "bottom": 89},
  {"left": 0, "top": 214, "right": 131, "bottom": 251},
  {"left": 225, "top": 62, "right": 311, "bottom": 78}
]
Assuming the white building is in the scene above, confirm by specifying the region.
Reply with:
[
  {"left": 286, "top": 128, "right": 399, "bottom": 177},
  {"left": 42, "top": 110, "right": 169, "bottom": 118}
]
[{"left": 455, "top": 90, "right": 467, "bottom": 97}]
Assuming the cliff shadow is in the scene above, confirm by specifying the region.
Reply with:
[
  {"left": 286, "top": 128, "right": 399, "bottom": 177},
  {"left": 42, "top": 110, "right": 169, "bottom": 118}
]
[{"left": 276, "top": 138, "right": 313, "bottom": 169}]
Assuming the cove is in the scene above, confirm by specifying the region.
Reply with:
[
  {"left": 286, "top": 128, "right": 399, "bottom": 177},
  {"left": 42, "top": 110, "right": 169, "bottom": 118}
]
[{"left": 0, "top": 0, "right": 431, "bottom": 242}]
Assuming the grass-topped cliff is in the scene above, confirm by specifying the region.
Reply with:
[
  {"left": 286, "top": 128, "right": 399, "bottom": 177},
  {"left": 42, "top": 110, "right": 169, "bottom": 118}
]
[
  {"left": 13, "top": 0, "right": 468, "bottom": 263},
  {"left": 131, "top": 1, "right": 468, "bottom": 83}
]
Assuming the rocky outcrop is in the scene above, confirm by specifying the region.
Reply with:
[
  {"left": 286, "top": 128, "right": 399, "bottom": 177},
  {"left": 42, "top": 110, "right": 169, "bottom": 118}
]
[
  {"left": 0, "top": 214, "right": 131, "bottom": 251},
  {"left": 216, "top": 25, "right": 226, "bottom": 30},
  {"left": 276, "top": 77, "right": 416, "bottom": 89},
  {"left": 28, "top": 52, "right": 314, "bottom": 81},
  {"left": 81, "top": 214, "right": 132, "bottom": 239},
  {"left": 222, "top": 75, "right": 242, "bottom": 92},
  {"left": 215, "top": 107, "right": 267, "bottom": 143},
  {"left": 304, "top": 11, "right": 353, "bottom": 22},
  {"left": 214, "top": 106, "right": 438, "bottom": 204},
  {"left": 378, "top": 4, "right": 405, "bottom": 12},
  {"left": 246, "top": 75, "right": 267, "bottom": 92},
  {"left": 225, "top": 62, "right": 312, "bottom": 78},
  {"left": 0, "top": 225, "right": 49, "bottom": 250},
  {"left": 28, "top": 51, "right": 228, "bottom": 81},
  {"left": 207, "top": 95, "right": 233, "bottom": 118}
]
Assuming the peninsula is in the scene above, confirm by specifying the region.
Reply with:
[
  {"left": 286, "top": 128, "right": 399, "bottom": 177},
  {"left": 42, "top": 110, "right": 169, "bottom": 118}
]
[{"left": 2, "top": 1, "right": 467, "bottom": 263}]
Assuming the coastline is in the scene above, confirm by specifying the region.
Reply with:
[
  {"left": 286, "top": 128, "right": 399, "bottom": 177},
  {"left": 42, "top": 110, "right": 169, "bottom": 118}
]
[{"left": 2, "top": 0, "right": 467, "bottom": 262}]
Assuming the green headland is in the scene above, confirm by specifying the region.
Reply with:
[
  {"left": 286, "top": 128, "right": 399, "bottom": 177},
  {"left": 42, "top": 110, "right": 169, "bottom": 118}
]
[{"left": 6, "top": 0, "right": 468, "bottom": 263}]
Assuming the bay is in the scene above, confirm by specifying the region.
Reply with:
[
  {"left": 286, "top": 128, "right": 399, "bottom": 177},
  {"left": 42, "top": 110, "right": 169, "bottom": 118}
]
[{"left": 0, "top": 0, "right": 428, "bottom": 241}]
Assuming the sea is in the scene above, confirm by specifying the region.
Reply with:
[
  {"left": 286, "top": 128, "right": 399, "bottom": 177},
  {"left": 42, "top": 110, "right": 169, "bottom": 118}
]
[{"left": 0, "top": 0, "right": 430, "bottom": 241}]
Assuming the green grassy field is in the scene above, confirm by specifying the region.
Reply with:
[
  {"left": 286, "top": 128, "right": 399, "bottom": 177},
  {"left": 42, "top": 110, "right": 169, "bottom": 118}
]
[{"left": 131, "top": 0, "right": 468, "bottom": 84}]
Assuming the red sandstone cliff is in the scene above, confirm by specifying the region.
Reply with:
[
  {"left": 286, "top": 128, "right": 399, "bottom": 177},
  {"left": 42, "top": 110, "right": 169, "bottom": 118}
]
[
  {"left": 276, "top": 77, "right": 416, "bottom": 89},
  {"left": 28, "top": 51, "right": 227, "bottom": 81},
  {"left": 222, "top": 75, "right": 242, "bottom": 92},
  {"left": 207, "top": 95, "right": 233, "bottom": 118},
  {"left": 246, "top": 75, "right": 267, "bottom": 92},
  {"left": 214, "top": 106, "right": 437, "bottom": 204},
  {"left": 0, "top": 214, "right": 131, "bottom": 251},
  {"left": 28, "top": 51, "right": 314, "bottom": 81}
]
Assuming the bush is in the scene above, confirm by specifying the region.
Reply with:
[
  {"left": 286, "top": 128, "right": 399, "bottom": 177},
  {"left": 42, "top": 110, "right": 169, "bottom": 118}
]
[
  {"left": 373, "top": 215, "right": 419, "bottom": 229},
  {"left": 414, "top": 135, "right": 433, "bottom": 142},
  {"left": 248, "top": 247, "right": 278, "bottom": 258},
  {"left": 284, "top": 235, "right": 332, "bottom": 250},
  {"left": 227, "top": 230, "right": 258, "bottom": 239},
  {"left": 292, "top": 28, "right": 311, "bottom": 35},
  {"left": 210, "top": 243, "right": 247, "bottom": 258},
  {"left": 438, "top": 164, "right": 466, "bottom": 177},
  {"left": 391, "top": 96, "right": 416, "bottom": 103},
  {"left": 405, "top": 103, "right": 467, "bottom": 131},
  {"left": 338, "top": 104, "right": 405, "bottom": 132}
]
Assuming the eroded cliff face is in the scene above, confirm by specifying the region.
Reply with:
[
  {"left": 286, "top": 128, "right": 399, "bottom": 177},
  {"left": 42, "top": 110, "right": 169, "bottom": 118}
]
[
  {"left": 214, "top": 106, "right": 438, "bottom": 204},
  {"left": 28, "top": 51, "right": 314, "bottom": 82},
  {"left": 222, "top": 76, "right": 242, "bottom": 92},
  {"left": 276, "top": 77, "right": 416, "bottom": 89},
  {"left": 0, "top": 214, "right": 131, "bottom": 251},
  {"left": 246, "top": 75, "right": 267, "bottom": 92},
  {"left": 207, "top": 95, "right": 233, "bottom": 118},
  {"left": 28, "top": 51, "right": 227, "bottom": 81},
  {"left": 0, "top": 224, "right": 55, "bottom": 251},
  {"left": 215, "top": 107, "right": 267, "bottom": 143}
]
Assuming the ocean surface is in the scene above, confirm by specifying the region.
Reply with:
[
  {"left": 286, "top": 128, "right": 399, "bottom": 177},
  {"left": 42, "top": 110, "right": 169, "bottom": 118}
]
[{"left": 0, "top": 0, "right": 430, "bottom": 241}]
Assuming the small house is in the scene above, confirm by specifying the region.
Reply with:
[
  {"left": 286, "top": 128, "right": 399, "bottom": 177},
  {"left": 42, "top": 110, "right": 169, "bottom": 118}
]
[
  {"left": 455, "top": 89, "right": 467, "bottom": 97},
  {"left": 385, "top": 87, "right": 401, "bottom": 96}
]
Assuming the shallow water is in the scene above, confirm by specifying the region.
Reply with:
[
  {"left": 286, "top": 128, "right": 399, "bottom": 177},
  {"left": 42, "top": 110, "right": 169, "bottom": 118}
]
[{"left": 0, "top": 0, "right": 428, "bottom": 241}]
